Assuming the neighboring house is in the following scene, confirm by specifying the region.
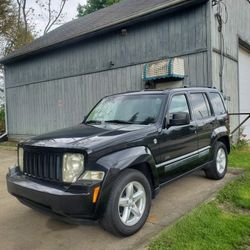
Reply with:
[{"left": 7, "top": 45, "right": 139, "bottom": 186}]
[{"left": 0, "top": 0, "right": 249, "bottom": 140}]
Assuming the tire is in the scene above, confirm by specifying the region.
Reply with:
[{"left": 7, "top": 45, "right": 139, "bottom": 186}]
[
  {"left": 100, "top": 169, "right": 152, "bottom": 237},
  {"left": 205, "top": 141, "right": 228, "bottom": 180}
]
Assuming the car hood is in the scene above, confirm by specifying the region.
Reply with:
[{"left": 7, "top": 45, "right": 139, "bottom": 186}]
[{"left": 23, "top": 123, "right": 158, "bottom": 152}]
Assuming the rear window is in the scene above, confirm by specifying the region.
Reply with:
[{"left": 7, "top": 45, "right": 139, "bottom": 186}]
[
  {"left": 190, "top": 93, "right": 211, "bottom": 120},
  {"left": 209, "top": 92, "right": 226, "bottom": 115}
]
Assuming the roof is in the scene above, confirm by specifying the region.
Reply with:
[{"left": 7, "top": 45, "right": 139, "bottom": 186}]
[
  {"left": 0, "top": 0, "right": 207, "bottom": 64},
  {"left": 110, "top": 87, "right": 220, "bottom": 97}
]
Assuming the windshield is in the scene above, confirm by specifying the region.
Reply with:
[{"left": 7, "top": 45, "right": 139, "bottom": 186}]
[{"left": 86, "top": 94, "right": 164, "bottom": 125}]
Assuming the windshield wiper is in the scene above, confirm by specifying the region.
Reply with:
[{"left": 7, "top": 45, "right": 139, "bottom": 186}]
[
  {"left": 85, "top": 120, "right": 102, "bottom": 125},
  {"left": 104, "top": 120, "right": 133, "bottom": 124}
]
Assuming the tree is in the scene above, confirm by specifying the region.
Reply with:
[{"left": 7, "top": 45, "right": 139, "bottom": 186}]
[
  {"left": 0, "top": 0, "right": 16, "bottom": 37},
  {"left": 0, "top": 0, "right": 34, "bottom": 54},
  {"left": 77, "top": 0, "right": 120, "bottom": 17},
  {"left": 0, "top": 0, "right": 34, "bottom": 107},
  {"left": 35, "top": 0, "right": 68, "bottom": 35}
]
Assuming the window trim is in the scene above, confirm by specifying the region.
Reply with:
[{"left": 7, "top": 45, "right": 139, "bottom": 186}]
[{"left": 203, "top": 93, "right": 212, "bottom": 117}]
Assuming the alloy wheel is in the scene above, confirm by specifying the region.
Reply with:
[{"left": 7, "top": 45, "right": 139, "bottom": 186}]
[{"left": 118, "top": 181, "right": 146, "bottom": 227}]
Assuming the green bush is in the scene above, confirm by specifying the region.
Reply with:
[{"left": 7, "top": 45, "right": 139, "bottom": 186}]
[{"left": 0, "top": 107, "right": 5, "bottom": 133}]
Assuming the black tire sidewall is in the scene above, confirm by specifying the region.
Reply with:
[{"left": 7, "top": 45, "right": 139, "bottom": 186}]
[
  {"left": 104, "top": 169, "right": 151, "bottom": 236},
  {"left": 213, "top": 142, "right": 228, "bottom": 179}
]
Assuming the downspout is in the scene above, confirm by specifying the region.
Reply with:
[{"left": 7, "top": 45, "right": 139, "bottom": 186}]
[
  {"left": 215, "top": 11, "right": 224, "bottom": 93},
  {"left": 219, "top": 23, "right": 224, "bottom": 93},
  {"left": 0, "top": 69, "right": 8, "bottom": 141},
  {"left": 214, "top": 0, "right": 228, "bottom": 94}
]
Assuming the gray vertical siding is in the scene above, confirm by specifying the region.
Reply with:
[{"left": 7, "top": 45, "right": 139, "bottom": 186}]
[
  {"left": 4, "top": 3, "right": 211, "bottom": 138},
  {"left": 210, "top": 0, "right": 250, "bottom": 135},
  {"left": 6, "top": 52, "right": 208, "bottom": 138},
  {"left": 6, "top": 64, "right": 144, "bottom": 137},
  {"left": 5, "top": 4, "right": 208, "bottom": 88},
  {"left": 211, "top": 0, "right": 250, "bottom": 59}
]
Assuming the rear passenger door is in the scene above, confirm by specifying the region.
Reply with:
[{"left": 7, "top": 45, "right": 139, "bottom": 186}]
[{"left": 189, "top": 92, "right": 214, "bottom": 163}]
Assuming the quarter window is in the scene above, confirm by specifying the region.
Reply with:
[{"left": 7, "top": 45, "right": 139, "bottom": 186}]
[
  {"left": 190, "top": 93, "right": 211, "bottom": 120},
  {"left": 210, "top": 92, "right": 226, "bottom": 115}
]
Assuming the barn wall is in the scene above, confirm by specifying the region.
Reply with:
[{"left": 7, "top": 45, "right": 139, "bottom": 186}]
[
  {"left": 5, "top": 3, "right": 211, "bottom": 138},
  {"left": 5, "top": 3, "right": 209, "bottom": 88},
  {"left": 210, "top": 0, "right": 250, "bottom": 136},
  {"left": 6, "top": 51, "right": 208, "bottom": 138}
]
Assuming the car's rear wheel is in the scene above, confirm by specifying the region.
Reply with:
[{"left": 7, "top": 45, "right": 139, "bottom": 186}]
[
  {"left": 100, "top": 169, "right": 151, "bottom": 236},
  {"left": 205, "top": 141, "right": 228, "bottom": 180}
]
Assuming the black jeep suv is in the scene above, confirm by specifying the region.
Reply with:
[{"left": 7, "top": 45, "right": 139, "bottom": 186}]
[{"left": 7, "top": 88, "right": 230, "bottom": 236}]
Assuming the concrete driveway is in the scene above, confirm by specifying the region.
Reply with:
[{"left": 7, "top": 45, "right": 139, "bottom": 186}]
[{"left": 0, "top": 147, "right": 237, "bottom": 250}]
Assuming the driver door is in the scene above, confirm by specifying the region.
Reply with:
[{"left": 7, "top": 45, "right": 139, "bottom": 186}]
[{"left": 157, "top": 92, "right": 198, "bottom": 183}]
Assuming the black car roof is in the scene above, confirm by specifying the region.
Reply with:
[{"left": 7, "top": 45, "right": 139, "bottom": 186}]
[{"left": 109, "top": 87, "right": 220, "bottom": 97}]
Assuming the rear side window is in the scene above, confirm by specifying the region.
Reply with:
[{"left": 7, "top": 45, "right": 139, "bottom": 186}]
[
  {"left": 190, "top": 93, "right": 211, "bottom": 120},
  {"left": 209, "top": 92, "right": 226, "bottom": 115}
]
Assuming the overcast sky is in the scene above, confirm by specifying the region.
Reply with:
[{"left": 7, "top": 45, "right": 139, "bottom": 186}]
[{"left": 27, "top": 0, "right": 87, "bottom": 35}]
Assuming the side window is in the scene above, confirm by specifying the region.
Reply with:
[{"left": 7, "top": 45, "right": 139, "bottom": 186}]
[
  {"left": 169, "top": 94, "right": 190, "bottom": 115},
  {"left": 190, "top": 93, "right": 211, "bottom": 120},
  {"left": 210, "top": 92, "right": 226, "bottom": 115}
]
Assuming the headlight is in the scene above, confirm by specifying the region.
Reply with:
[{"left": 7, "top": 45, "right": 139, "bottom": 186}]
[
  {"left": 80, "top": 171, "right": 105, "bottom": 181},
  {"left": 63, "top": 153, "right": 84, "bottom": 183},
  {"left": 18, "top": 147, "right": 24, "bottom": 172}
]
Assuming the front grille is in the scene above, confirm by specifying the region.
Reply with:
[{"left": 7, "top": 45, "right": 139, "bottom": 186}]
[{"left": 23, "top": 150, "right": 63, "bottom": 181}]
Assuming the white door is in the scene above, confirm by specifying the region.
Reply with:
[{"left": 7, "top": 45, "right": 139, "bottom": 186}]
[{"left": 239, "top": 47, "right": 250, "bottom": 139}]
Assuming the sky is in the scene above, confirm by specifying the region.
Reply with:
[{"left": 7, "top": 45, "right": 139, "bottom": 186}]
[{"left": 27, "top": 0, "right": 87, "bottom": 36}]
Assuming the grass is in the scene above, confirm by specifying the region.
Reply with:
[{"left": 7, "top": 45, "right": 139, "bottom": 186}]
[
  {"left": 149, "top": 146, "right": 250, "bottom": 250},
  {"left": 228, "top": 146, "right": 250, "bottom": 170},
  {"left": 149, "top": 203, "right": 250, "bottom": 250},
  {"left": 217, "top": 173, "right": 250, "bottom": 210}
]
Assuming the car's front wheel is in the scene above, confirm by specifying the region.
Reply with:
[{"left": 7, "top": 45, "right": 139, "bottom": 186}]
[{"left": 100, "top": 169, "right": 152, "bottom": 236}]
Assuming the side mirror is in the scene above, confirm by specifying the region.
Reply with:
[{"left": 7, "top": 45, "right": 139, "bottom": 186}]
[{"left": 168, "top": 112, "right": 190, "bottom": 127}]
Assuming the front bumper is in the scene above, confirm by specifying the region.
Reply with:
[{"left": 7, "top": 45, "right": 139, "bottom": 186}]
[{"left": 6, "top": 167, "right": 98, "bottom": 222}]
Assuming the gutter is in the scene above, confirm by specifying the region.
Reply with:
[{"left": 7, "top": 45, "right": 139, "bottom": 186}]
[
  {"left": 0, "top": 0, "right": 207, "bottom": 64},
  {"left": 0, "top": 71, "right": 8, "bottom": 141}
]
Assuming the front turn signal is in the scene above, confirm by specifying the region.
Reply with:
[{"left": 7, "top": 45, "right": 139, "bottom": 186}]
[{"left": 92, "top": 186, "right": 100, "bottom": 204}]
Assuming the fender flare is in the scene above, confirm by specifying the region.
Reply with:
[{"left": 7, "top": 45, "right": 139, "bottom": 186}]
[
  {"left": 95, "top": 146, "right": 159, "bottom": 215},
  {"left": 211, "top": 126, "right": 230, "bottom": 154}
]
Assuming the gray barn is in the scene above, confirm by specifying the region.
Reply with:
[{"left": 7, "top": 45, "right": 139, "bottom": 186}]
[{"left": 1, "top": 0, "right": 250, "bottom": 140}]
